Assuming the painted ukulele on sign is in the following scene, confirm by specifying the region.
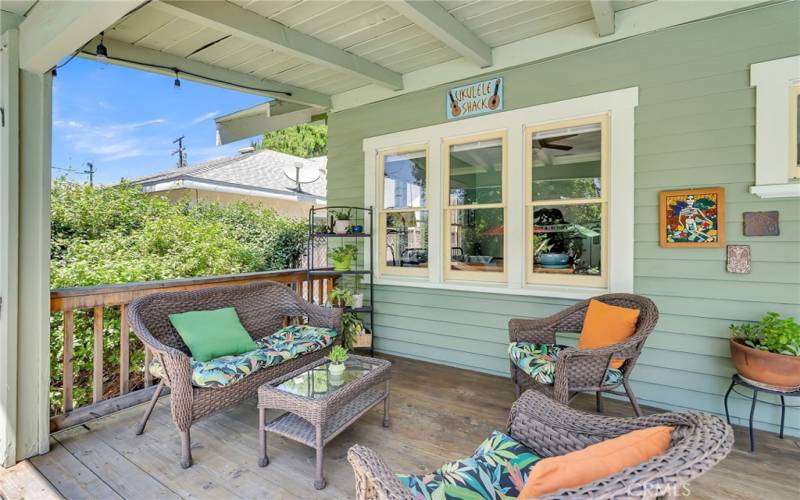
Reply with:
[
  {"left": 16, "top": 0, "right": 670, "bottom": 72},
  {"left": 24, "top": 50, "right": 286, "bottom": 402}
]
[{"left": 446, "top": 78, "right": 504, "bottom": 120}]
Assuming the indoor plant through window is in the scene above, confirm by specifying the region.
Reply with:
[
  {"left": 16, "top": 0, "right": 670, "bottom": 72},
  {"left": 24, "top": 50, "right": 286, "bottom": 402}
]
[
  {"left": 328, "top": 287, "right": 353, "bottom": 308},
  {"left": 332, "top": 208, "right": 352, "bottom": 235},
  {"left": 327, "top": 345, "right": 349, "bottom": 375},
  {"left": 330, "top": 244, "right": 358, "bottom": 271},
  {"left": 729, "top": 312, "right": 800, "bottom": 387}
]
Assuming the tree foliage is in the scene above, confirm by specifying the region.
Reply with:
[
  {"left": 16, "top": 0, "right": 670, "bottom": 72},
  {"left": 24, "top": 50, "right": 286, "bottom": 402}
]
[
  {"left": 254, "top": 124, "right": 327, "bottom": 158},
  {"left": 49, "top": 180, "right": 309, "bottom": 412}
]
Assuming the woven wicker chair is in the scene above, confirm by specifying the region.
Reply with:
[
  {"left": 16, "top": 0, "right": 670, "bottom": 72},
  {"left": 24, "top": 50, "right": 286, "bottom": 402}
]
[
  {"left": 509, "top": 293, "right": 658, "bottom": 416},
  {"left": 347, "top": 390, "right": 733, "bottom": 499},
  {"left": 127, "top": 281, "right": 342, "bottom": 468}
]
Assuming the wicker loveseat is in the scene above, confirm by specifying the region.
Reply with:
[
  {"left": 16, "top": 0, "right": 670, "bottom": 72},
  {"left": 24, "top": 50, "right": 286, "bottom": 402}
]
[
  {"left": 347, "top": 390, "right": 733, "bottom": 499},
  {"left": 127, "top": 281, "right": 342, "bottom": 468},
  {"left": 509, "top": 293, "right": 658, "bottom": 416}
]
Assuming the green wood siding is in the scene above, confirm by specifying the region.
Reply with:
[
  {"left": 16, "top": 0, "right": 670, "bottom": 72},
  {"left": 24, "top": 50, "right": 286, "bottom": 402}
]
[{"left": 327, "top": 3, "right": 800, "bottom": 435}]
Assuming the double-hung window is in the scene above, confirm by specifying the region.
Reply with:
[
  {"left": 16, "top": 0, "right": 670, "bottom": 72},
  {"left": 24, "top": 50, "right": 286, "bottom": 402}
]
[
  {"left": 364, "top": 87, "right": 637, "bottom": 298},
  {"left": 378, "top": 147, "right": 429, "bottom": 276},
  {"left": 526, "top": 115, "right": 608, "bottom": 287},
  {"left": 443, "top": 132, "right": 507, "bottom": 282}
]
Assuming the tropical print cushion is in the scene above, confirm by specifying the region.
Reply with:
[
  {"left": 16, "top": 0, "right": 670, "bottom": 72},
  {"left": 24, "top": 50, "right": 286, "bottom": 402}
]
[
  {"left": 252, "top": 325, "right": 338, "bottom": 368},
  {"left": 148, "top": 350, "right": 263, "bottom": 388},
  {"left": 509, "top": 342, "right": 623, "bottom": 386},
  {"left": 149, "top": 324, "right": 338, "bottom": 388},
  {"left": 397, "top": 431, "right": 540, "bottom": 499}
]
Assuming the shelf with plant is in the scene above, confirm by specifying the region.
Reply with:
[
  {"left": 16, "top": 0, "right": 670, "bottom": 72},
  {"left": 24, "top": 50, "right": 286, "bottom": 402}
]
[
  {"left": 729, "top": 312, "right": 800, "bottom": 388},
  {"left": 329, "top": 244, "right": 359, "bottom": 271}
]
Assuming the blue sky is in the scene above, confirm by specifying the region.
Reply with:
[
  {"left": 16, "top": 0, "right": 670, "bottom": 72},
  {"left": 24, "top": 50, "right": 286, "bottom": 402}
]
[{"left": 52, "top": 58, "right": 267, "bottom": 185}]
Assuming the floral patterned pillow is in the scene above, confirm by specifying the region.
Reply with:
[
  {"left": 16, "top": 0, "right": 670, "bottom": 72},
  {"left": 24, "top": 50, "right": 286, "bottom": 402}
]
[{"left": 397, "top": 431, "right": 539, "bottom": 499}]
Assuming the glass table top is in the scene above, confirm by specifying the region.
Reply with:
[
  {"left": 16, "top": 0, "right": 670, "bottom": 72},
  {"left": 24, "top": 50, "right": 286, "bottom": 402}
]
[{"left": 275, "top": 358, "right": 381, "bottom": 399}]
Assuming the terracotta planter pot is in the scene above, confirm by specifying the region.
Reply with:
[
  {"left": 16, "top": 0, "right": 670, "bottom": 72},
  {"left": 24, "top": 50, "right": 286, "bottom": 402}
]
[{"left": 729, "top": 338, "right": 800, "bottom": 388}]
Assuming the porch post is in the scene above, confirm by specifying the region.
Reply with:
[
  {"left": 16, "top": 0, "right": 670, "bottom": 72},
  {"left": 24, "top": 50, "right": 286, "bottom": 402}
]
[
  {"left": 0, "top": 28, "right": 21, "bottom": 468},
  {"left": 15, "top": 66, "right": 53, "bottom": 461},
  {"left": 0, "top": 26, "right": 52, "bottom": 465}
]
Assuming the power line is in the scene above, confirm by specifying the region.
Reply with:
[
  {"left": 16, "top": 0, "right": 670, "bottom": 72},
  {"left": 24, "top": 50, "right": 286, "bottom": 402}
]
[{"left": 83, "top": 162, "right": 96, "bottom": 186}]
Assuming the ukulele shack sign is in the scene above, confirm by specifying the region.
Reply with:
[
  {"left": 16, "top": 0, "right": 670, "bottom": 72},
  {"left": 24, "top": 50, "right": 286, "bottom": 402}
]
[{"left": 447, "top": 78, "right": 503, "bottom": 120}]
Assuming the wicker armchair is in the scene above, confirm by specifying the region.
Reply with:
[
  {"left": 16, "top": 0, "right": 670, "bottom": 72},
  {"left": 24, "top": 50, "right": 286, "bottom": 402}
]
[
  {"left": 509, "top": 293, "right": 658, "bottom": 416},
  {"left": 347, "top": 390, "right": 733, "bottom": 499},
  {"left": 127, "top": 281, "right": 342, "bottom": 468}
]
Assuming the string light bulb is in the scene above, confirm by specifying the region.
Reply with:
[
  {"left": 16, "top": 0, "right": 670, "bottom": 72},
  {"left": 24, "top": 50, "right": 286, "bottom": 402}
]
[
  {"left": 173, "top": 69, "right": 181, "bottom": 89},
  {"left": 95, "top": 32, "right": 108, "bottom": 62}
]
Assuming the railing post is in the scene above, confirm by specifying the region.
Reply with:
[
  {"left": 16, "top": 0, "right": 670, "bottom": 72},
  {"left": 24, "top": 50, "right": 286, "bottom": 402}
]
[
  {"left": 92, "top": 306, "right": 103, "bottom": 404},
  {"left": 120, "top": 304, "right": 130, "bottom": 395},
  {"left": 63, "top": 310, "right": 74, "bottom": 412}
]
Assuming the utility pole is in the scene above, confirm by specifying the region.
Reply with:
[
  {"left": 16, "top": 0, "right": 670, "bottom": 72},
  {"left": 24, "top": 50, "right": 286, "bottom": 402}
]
[
  {"left": 172, "top": 136, "right": 187, "bottom": 168},
  {"left": 83, "top": 162, "right": 96, "bottom": 186}
]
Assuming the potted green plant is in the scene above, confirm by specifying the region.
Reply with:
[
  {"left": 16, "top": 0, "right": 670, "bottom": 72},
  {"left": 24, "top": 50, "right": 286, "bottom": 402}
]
[
  {"left": 332, "top": 208, "right": 352, "bottom": 235},
  {"left": 341, "top": 312, "right": 365, "bottom": 349},
  {"left": 330, "top": 244, "right": 358, "bottom": 271},
  {"left": 327, "top": 345, "right": 349, "bottom": 375},
  {"left": 730, "top": 312, "right": 800, "bottom": 387},
  {"left": 328, "top": 287, "right": 353, "bottom": 308}
]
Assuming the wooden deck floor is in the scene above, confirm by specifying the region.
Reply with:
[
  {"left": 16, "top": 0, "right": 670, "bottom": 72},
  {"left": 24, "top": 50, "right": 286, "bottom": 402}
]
[{"left": 2, "top": 355, "right": 798, "bottom": 499}]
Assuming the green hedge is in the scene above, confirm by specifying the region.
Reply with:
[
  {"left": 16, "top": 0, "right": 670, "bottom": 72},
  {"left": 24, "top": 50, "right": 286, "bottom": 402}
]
[{"left": 49, "top": 180, "right": 308, "bottom": 413}]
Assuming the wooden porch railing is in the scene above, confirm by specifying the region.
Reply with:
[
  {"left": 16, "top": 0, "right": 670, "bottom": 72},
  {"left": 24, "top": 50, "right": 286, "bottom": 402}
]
[{"left": 49, "top": 269, "right": 332, "bottom": 431}]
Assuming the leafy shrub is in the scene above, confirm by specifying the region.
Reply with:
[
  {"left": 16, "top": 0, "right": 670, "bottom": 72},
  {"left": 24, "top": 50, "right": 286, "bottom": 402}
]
[
  {"left": 730, "top": 312, "right": 800, "bottom": 356},
  {"left": 49, "top": 180, "right": 309, "bottom": 413}
]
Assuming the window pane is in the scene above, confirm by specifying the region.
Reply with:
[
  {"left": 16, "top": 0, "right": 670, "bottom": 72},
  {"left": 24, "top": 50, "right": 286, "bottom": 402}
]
[
  {"left": 448, "top": 208, "right": 504, "bottom": 273},
  {"left": 383, "top": 151, "right": 426, "bottom": 209},
  {"left": 448, "top": 138, "right": 502, "bottom": 205},
  {"left": 384, "top": 211, "right": 428, "bottom": 269},
  {"left": 532, "top": 124, "right": 601, "bottom": 201},
  {"left": 532, "top": 204, "right": 602, "bottom": 276}
]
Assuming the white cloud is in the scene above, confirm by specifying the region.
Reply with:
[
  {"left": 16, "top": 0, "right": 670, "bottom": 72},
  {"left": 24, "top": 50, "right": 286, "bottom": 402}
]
[
  {"left": 56, "top": 117, "right": 168, "bottom": 162},
  {"left": 188, "top": 111, "right": 219, "bottom": 126}
]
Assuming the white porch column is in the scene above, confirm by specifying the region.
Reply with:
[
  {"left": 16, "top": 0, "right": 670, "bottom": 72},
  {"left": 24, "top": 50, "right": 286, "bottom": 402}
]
[
  {"left": 0, "top": 28, "right": 52, "bottom": 465},
  {"left": 0, "top": 28, "right": 22, "bottom": 468}
]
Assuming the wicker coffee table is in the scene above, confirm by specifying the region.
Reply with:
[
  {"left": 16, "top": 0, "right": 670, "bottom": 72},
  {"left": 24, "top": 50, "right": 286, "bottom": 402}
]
[{"left": 257, "top": 355, "right": 392, "bottom": 489}]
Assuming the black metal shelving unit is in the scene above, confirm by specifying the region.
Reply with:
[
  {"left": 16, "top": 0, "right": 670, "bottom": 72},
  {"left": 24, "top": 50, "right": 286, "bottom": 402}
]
[{"left": 307, "top": 206, "right": 374, "bottom": 355}]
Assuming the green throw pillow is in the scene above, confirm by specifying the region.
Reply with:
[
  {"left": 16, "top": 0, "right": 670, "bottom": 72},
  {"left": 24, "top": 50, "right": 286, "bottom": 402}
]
[{"left": 168, "top": 307, "right": 257, "bottom": 362}]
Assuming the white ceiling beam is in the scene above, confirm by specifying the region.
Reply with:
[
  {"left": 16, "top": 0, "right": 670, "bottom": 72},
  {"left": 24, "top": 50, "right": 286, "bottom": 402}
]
[
  {"left": 18, "top": 0, "right": 144, "bottom": 74},
  {"left": 590, "top": 0, "right": 616, "bottom": 37},
  {"left": 77, "top": 37, "right": 331, "bottom": 109},
  {"left": 215, "top": 101, "right": 324, "bottom": 145},
  {"left": 389, "top": 0, "right": 492, "bottom": 67},
  {"left": 153, "top": 0, "right": 403, "bottom": 90}
]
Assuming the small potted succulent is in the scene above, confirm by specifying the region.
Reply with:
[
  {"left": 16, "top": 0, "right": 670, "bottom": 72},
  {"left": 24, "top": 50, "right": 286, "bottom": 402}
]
[
  {"left": 729, "top": 312, "right": 800, "bottom": 387},
  {"left": 332, "top": 208, "right": 352, "bottom": 235},
  {"left": 327, "top": 345, "right": 349, "bottom": 375},
  {"left": 330, "top": 244, "right": 358, "bottom": 271},
  {"left": 328, "top": 287, "right": 353, "bottom": 308}
]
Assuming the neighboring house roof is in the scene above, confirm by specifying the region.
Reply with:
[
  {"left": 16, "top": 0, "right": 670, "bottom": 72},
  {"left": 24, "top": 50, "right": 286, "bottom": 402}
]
[{"left": 130, "top": 149, "right": 326, "bottom": 204}]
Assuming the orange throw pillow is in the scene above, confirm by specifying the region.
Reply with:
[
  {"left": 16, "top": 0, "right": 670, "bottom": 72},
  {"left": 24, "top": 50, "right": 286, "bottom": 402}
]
[
  {"left": 519, "top": 426, "right": 673, "bottom": 499},
  {"left": 578, "top": 299, "right": 640, "bottom": 368}
]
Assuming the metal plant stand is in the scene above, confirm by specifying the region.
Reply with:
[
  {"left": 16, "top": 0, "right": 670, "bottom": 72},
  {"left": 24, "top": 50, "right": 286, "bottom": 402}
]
[
  {"left": 724, "top": 373, "right": 800, "bottom": 452},
  {"left": 307, "top": 205, "right": 375, "bottom": 355}
]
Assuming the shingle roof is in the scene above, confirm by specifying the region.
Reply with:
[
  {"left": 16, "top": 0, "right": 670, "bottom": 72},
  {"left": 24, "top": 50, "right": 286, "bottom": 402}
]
[{"left": 131, "top": 149, "right": 326, "bottom": 198}]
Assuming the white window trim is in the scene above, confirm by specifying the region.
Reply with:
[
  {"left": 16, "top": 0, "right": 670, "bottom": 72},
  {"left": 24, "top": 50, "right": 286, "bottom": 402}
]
[
  {"left": 750, "top": 55, "right": 800, "bottom": 199},
  {"left": 363, "top": 87, "right": 638, "bottom": 300}
]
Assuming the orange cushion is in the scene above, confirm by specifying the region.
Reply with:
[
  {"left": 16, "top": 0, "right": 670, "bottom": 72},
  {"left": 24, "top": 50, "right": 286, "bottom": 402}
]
[
  {"left": 519, "top": 426, "right": 673, "bottom": 499},
  {"left": 578, "top": 299, "right": 640, "bottom": 369}
]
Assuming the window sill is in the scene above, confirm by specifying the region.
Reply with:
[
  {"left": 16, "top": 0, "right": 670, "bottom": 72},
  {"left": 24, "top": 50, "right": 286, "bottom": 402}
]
[
  {"left": 750, "top": 183, "right": 800, "bottom": 199},
  {"left": 373, "top": 277, "right": 608, "bottom": 300}
]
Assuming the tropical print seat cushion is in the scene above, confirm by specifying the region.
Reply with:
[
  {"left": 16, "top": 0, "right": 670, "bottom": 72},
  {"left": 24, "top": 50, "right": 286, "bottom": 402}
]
[
  {"left": 508, "top": 342, "right": 623, "bottom": 386},
  {"left": 397, "top": 431, "right": 540, "bottom": 499},
  {"left": 149, "top": 324, "right": 338, "bottom": 388}
]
